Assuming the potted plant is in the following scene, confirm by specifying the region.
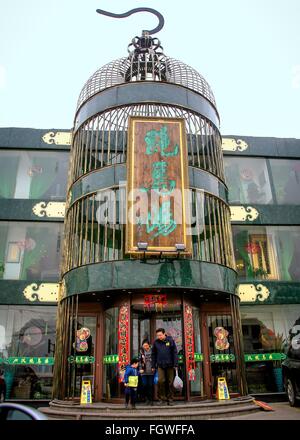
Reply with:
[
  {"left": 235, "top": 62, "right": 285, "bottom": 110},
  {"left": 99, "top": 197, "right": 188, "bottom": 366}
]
[{"left": 272, "top": 333, "right": 285, "bottom": 392}]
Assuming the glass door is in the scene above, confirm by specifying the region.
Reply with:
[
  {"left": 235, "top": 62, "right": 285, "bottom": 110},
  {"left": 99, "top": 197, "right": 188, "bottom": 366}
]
[
  {"left": 70, "top": 315, "right": 97, "bottom": 398},
  {"left": 207, "top": 314, "right": 238, "bottom": 395},
  {"left": 155, "top": 313, "right": 186, "bottom": 398}
]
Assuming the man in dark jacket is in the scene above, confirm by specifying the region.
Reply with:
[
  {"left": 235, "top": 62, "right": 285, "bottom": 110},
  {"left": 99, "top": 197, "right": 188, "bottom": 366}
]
[{"left": 151, "top": 328, "right": 178, "bottom": 405}]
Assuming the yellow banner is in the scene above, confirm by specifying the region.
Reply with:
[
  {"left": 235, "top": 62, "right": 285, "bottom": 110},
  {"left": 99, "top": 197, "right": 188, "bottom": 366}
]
[{"left": 80, "top": 380, "right": 92, "bottom": 404}]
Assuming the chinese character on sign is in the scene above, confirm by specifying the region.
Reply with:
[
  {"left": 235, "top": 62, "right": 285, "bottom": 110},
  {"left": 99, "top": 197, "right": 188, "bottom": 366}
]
[{"left": 145, "top": 126, "right": 179, "bottom": 157}]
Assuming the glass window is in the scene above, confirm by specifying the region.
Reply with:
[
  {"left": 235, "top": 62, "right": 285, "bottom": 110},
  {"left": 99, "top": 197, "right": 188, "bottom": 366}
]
[
  {"left": 0, "top": 150, "right": 69, "bottom": 200},
  {"left": 241, "top": 305, "right": 300, "bottom": 393},
  {"left": 0, "top": 305, "right": 56, "bottom": 400},
  {"left": 269, "top": 159, "right": 300, "bottom": 205},
  {"left": 0, "top": 221, "right": 63, "bottom": 281},
  {"left": 232, "top": 225, "right": 300, "bottom": 281},
  {"left": 224, "top": 157, "right": 273, "bottom": 204}
]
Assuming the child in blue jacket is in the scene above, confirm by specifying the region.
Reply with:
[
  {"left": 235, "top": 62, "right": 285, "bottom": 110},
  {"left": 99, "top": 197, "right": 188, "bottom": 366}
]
[{"left": 124, "top": 358, "right": 140, "bottom": 409}]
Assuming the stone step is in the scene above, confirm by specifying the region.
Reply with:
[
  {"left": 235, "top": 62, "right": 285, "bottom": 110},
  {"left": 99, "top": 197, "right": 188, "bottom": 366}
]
[
  {"left": 41, "top": 404, "right": 259, "bottom": 420},
  {"left": 40, "top": 398, "right": 260, "bottom": 420},
  {"left": 48, "top": 397, "right": 254, "bottom": 413}
]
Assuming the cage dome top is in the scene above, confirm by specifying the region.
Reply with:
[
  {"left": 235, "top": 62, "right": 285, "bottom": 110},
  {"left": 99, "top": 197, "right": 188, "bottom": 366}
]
[{"left": 76, "top": 8, "right": 216, "bottom": 111}]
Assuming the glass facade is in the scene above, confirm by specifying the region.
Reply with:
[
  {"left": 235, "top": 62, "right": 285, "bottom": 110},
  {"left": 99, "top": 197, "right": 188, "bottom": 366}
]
[
  {"left": 232, "top": 225, "right": 300, "bottom": 281},
  {"left": 224, "top": 157, "right": 273, "bottom": 204},
  {"left": 269, "top": 159, "right": 300, "bottom": 205},
  {"left": 225, "top": 157, "right": 300, "bottom": 205},
  {"left": 241, "top": 304, "right": 300, "bottom": 393},
  {"left": 0, "top": 221, "right": 63, "bottom": 281},
  {"left": 0, "top": 305, "right": 56, "bottom": 399},
  {"left": 0, "top": 150, "right": 69, "bottom": 200},
  {"left": 1, "top": 125, "right": 300, "bottom": 402}
]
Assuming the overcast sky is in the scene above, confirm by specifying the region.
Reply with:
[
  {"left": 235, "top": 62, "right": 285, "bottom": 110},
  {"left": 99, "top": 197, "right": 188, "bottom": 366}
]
[{"left": 0, "top": 0, "right": 299, "bottom": 138}]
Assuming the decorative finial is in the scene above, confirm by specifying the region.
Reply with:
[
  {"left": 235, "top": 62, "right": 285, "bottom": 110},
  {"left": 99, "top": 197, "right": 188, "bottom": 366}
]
[{"left": 96, "top": 7, "right": 165, "bottom": 36}]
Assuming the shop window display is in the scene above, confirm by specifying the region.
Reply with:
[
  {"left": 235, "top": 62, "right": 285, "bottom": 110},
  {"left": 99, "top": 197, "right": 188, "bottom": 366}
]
[
  {"left": 241, "top": 305, "right": 300, "bottom": 393},
  {"left": 224, "top": 157, "right": 273, "bottom": 204},
  {"left": 0, "top": 221, "right": 63, "bottom": 281},
  {"left": 232, "top": 225, "right": 300, "bottom": 281},
  {"left": 0, "top": 150, "right": 69, "bottom": 200},
  {"left": 0, "top": 305, "right": 56, "bottom": 399}
]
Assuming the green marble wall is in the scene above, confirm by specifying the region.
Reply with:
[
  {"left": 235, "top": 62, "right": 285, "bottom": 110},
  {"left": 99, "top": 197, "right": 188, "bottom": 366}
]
[{"left": 63, "top": 260, "right": 237, "bottom": 297}]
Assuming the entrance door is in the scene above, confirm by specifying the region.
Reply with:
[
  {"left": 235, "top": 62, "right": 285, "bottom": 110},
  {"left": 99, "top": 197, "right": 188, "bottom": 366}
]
[
  {"left": 132, "top": 308, "right": 186, "bottom": 399},
  {"left": 69, "top": 315, "right": 97, "bottom": 399}
]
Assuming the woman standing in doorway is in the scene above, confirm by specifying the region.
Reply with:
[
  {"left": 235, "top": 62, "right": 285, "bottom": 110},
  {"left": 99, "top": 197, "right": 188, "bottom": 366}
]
[{"left": 139, "top": 339, "right": 154, "bottom": 405}]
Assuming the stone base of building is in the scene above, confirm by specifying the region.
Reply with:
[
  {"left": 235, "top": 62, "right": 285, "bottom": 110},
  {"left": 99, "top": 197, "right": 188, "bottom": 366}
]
[{"left": 39, "top": 396, "right": 259, "bottom": 420}]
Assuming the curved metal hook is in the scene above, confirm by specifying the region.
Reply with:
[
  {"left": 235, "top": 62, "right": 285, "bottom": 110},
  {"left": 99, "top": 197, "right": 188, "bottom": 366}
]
[{"left": 96, "top": 7, "right": 164, "bottom": 35}]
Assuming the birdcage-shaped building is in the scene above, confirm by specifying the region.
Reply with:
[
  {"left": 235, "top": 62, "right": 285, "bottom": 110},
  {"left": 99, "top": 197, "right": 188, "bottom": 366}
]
[{"left": 52, "top": 31, "right": 247, "bottom": 403}]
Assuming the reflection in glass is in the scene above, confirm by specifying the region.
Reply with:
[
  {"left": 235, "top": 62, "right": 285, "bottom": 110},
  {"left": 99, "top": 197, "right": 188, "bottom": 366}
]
[
  {"left": 0, "top": 305, "right": 56, "bottom": 399},
  {"left": 224, "top": 157, "right": 273, "bottom": 204},
  {"left": 232, "top": 225, "right": 300, "bottom": 281},
  {"left": 269, "top": 159, "right": 300, "bottom": 205},
  {"left": 0, "top": 150, "right": 69, "bottom": 200},
  {"left": 241, "top": 304, "right": 300, "bottom": 393},
  {"left": 0, "top": 221, "right": 63, "bottom": 281}
]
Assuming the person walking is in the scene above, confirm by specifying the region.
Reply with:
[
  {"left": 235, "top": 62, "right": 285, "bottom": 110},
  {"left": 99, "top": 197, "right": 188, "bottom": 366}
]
[
  {"left": 124, "top": 358, "right": 140, "bottom": 409},
  {"left": 151, "top": 328, "right": 178, "bottom": 406},
  {"left": 139, "top": 339, "right": 154, "bottom": 405}
]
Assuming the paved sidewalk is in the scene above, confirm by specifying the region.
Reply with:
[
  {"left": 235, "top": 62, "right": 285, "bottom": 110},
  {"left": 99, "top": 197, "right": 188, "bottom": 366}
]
[{"left": 220, "top": 402, "right": 300, "bottom": 420}]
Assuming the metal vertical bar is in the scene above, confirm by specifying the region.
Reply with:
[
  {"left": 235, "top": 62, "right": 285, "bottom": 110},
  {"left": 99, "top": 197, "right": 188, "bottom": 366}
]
[
  {"left": 94, "top": 115, "right": 100, "bottom": 170},
  {"left": 211, "top": 197, "right": 221, "bottom": 264},
  {"left": 78, "top": 198, "right": 84, "bottom": 266},
  {"left": 195, "top": 190, "right": 202, "bottom": 260},
  {"left": 83, "top": 196, "right": 89, "bottom": 265},
  {"left": 203, "top": 119, "right": 213, "bottom": 173},
  {"left": 216, "top": 199, "right": 225, "bottom": 266},
  {"left": 202, "top": 193, "right": 209, "bottom": 261},
  {"left": 210, "top": 123, "right": 219, "bottom": 178},
  {"left": 220, "top": 203, "right": 230, "bottom": 266},
  {"left": 73, "top": 202, "right": 80, "bottom": 268},
  {"left": 66, "top": 207, "right": 73, "bottom": 272},
  {"left": 199, "top": 118, "right": 207, "bottom": 171},
  {"left": 96, "top": 197, "right": 101, "bottom": 262},
  {"left": 79, "top": 126, "right": 87, "bottom": 177},
  {"left": 100, "top": 117, "right": 105, "bottom": 167},
  {"left": 206, "top": 196, "right": 214, "bottom": 262},
  {"left": 90, "top": 194, "right": 95, "bottom": 264},
  {"left": 83, "top": 122, "right": 90, "bottom": 174},
  {"left": 88, "top": 118, "right": 95, "bottom": 173},
  {"left": 107, "top": 112, "right": 112, "bottom": 165}
]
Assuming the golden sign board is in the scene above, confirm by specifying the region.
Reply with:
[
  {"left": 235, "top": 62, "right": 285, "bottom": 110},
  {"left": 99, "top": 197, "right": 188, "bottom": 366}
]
[{"left": 126, "top": 117, "right": 191, "bottom": 254}]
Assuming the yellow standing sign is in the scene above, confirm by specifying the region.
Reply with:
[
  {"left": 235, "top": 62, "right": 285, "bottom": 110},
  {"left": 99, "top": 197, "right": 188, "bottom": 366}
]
[
  {"left": 80, "top": 380, "right": 92, "bottom": 404},
  {"left": 217, "top": 377, "right": 230, "bottom": 400}
]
